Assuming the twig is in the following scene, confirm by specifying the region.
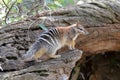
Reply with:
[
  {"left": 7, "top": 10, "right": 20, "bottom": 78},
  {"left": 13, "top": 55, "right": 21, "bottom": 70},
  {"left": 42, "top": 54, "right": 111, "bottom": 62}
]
[
  {"left": 2, "top": 0, "right": 9, "bottom": 8},
  {"left": 27, "top": 19, "right": 38, "bottom": 40},
  {"left": 4, "top": 0, "right": 17, "bottom": 24},
  {"left": 27, "top": 4, "right": 39, "bottom": 15},
  {"left": 43, "top": 0, "right": 52, "bottom": 18}
]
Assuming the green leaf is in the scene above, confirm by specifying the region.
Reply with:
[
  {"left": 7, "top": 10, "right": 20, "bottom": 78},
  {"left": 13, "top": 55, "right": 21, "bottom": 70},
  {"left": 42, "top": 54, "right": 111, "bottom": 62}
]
[
  {"left": 4, "top": 0, "right": 10, "bottom": 4},
  {"left": 61, "top": 0, "right": 74, "bottom": 7},
  {"left": 17, "top": 0, "right": 23, "bottom": 3},
  {"left": 46, "top": 0, "right": 54, "bottom": 4},
  {"left": 54, "top": 1, "right": 63, "bottom": 7},
  {"left": 39, "top": 24, "right": 48, "bottom": 30}
]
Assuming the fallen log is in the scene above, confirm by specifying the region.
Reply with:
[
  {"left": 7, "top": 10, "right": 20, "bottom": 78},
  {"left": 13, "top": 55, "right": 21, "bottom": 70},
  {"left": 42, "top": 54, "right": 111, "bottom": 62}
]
[{"left": 0, "top": 1, "right": 120, "bottom": 80}]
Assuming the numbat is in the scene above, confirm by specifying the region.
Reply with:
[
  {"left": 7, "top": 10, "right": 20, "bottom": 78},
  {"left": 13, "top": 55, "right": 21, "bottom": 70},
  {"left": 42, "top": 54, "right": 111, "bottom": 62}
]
[{"left": 23, "top": 23, "right": 89, "bottom": 62}]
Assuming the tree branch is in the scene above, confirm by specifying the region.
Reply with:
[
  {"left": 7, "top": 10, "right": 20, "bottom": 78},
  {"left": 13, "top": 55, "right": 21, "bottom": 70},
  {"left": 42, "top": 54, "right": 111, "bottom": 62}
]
[
  {"left": 4, "top": 0, "right": 17, "bottom": 24},
  {"left": 2, "top": 0, "right": 9, "bottom": 8}
]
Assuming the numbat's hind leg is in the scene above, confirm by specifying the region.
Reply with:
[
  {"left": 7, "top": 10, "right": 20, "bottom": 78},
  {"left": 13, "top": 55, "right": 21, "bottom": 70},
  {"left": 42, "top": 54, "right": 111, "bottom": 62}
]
[{"left": 34, "top": 48, "right": 46, "bottom": 62}]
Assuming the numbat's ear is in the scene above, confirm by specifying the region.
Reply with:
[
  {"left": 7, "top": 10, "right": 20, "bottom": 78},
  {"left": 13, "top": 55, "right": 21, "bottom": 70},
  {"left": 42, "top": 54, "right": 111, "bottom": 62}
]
[
  {"left": 69, "top": 24, "right": 77, "bottom": 27},
  {"left": 70, "top": 23, "right": 79, "bottom": 27},
  {"left": 69, "top": 22, "right": 81, "bottom": 27},
  {"left": 76, "top": 22, "right": 81, "bottom": 27}
]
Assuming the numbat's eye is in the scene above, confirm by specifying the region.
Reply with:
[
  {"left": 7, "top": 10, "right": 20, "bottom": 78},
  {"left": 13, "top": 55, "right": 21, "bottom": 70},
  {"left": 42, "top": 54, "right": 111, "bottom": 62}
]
[{"left": 79, "top": 28, "right": 83, "bottom": 30}]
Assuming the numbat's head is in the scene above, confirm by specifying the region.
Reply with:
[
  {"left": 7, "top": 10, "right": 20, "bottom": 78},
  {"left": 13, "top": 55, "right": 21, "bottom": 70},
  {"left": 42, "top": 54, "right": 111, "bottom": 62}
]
[
  {"left": 71, "top": 23, "right": 89, "bottom": 35},
  {"left": 70, "top": 23, "right": 89, "bottom": 35}
]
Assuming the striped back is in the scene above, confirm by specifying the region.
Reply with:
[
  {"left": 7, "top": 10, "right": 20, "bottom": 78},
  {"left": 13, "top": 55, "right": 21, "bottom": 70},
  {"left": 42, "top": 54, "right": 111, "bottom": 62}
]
[{"left": 38, "top": 28, "right": 61, "bottom": 47}]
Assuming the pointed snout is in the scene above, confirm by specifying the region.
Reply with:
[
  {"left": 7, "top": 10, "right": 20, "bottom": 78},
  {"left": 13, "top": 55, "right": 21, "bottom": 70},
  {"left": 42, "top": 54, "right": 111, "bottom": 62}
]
[
  {"left": 82, "top": 30, "right": 89, "bottom": 35},
  {"left": 85, "top": 31, "right": 89, "bottom": 35},
  {"left": 80, "top": 31, "right": 89, "bottom": 35}
]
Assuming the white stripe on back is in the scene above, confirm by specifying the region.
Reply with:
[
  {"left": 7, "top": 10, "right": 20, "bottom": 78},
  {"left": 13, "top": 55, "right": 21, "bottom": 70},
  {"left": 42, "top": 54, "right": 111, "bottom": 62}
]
[
  {"left": 39, "top": 37, "right": 54, "bottom": 47},
  {"left": 40, "top": 33, "right": 56, "bottom": 45}
]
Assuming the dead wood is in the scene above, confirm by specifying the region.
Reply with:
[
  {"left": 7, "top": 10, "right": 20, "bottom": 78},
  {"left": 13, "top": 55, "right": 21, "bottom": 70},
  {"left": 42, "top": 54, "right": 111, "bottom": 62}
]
[
  {"left": 0, "top": 1, "right": 120, "bottom": 80},
  {"left": 0, "top": 50, "right": 82, "bottom": 80}
]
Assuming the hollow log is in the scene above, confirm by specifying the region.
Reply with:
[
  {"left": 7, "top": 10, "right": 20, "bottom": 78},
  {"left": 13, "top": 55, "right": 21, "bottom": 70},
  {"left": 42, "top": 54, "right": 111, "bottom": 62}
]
[{"left": 0, "top": 1, "right": 120, "bottom": 80}]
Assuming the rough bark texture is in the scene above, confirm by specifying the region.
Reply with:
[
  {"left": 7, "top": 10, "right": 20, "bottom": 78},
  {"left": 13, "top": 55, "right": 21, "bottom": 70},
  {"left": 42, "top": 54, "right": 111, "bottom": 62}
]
[
  {"left": 0, "top": 1, "right": 120, "bottom": 80},
  {"left": 0, "top": 50, "right": 82, "bottom": 80}
]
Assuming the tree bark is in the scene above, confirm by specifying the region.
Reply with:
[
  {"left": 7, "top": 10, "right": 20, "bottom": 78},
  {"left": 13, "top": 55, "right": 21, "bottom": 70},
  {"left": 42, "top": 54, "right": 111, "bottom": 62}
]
[{"left": 0, "top": 1, "right": 120, "bottom": 80}]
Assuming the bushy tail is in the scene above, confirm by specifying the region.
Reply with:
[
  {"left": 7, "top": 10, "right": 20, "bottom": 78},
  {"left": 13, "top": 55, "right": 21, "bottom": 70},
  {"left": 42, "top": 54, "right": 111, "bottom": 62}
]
[{"left": 22, "top": 41, "right": 41, "bottom": 61}]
